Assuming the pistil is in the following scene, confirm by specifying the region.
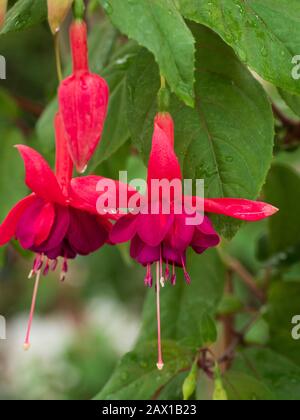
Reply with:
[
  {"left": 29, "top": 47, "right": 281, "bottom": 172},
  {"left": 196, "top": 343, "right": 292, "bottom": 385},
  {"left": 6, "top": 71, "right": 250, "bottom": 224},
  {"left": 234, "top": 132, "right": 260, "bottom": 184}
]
[
  {"left": 156, "top": 262, "right": 164, "bottom": 371},
  {"left": 24, "top": 269, "right": 42, "bottom": 351}
]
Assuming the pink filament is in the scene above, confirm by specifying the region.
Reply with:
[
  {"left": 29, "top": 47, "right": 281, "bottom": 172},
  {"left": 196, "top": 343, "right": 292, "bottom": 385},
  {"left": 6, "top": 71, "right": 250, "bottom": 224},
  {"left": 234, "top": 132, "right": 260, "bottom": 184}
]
[
  {"left": 181, "top": 256, "right": 191, "bottom": 284},
  {"left": 156, "top": 262, "right": 164, "bottom": 370},
  {"left": 24, "top": 270, "right": 41, "bottom": 350}
]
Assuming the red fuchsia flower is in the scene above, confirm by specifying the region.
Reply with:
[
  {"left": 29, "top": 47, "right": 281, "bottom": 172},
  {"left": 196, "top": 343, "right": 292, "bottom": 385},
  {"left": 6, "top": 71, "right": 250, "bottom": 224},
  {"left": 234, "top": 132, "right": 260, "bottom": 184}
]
[
  {"left": 59, "top": 19, "right": 109, "bottom": 173},
  {"left": 110, "top": 112, "right": 279, "bottom": 370},
  {"left": 0, "top": 113, "right": 130, "bottom": 350}
]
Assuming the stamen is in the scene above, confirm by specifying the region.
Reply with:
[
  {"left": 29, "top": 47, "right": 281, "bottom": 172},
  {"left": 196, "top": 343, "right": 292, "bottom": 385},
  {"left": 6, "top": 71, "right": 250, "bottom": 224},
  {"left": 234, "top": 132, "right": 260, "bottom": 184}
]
[
  {"left": 43, "top": 259, "right": 50, "bottom": 276},
  {"left": 144, "top": 264, "right": 153, "bottom": 288},
  {"left": 60, "top": 257, "right": 69, "bottom": 282},
  {"left": 156, "top": 262, "right": 164, "bottom": 371},
  {"left": 165, "top": 261, "right": 170, "bottom": 281},
  {"left": 51, "top": 259, "right": 58, "bottom": 272},
  {"left": 24, "top": 270, "right": 41, "bottom": 351},
  {"left": 33, "top": 254, "right": 43, "bottom": 274},
  {"left": 171, "top": 262, "right": 176, "bottom": 286},
  {"left": 181, "top": 256, "right": 191, "bottom": 285}
]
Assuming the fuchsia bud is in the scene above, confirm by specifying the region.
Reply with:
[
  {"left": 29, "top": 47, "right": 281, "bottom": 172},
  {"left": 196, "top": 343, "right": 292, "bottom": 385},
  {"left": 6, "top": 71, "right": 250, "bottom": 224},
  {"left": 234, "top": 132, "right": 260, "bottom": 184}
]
[{"left": 59, "top": 20, "right": 109, "bottom": 173}]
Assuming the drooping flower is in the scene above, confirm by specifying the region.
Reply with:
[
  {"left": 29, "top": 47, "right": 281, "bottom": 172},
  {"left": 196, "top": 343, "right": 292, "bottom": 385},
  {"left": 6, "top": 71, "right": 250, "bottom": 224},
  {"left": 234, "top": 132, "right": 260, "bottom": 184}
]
[
  {"left": 59, "top": 19, "right": 109, "bottom": 173},
  {"left": 0, "top": 113, "right": 130, "bottom": 349},
  {"left": 110, "top": 112, "right": 279, "bottom": 370}
]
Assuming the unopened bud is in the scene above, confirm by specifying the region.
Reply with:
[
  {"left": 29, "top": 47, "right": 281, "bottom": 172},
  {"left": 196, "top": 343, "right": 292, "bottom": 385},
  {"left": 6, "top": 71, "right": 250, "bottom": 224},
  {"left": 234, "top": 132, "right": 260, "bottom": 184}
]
[
  {"left": 213, "top": 364, "right": 228, "bottom": 401},
  {"left": 182, "top": 360, "right": 198, "bottom": 400},
  {"left": 47, "top": 0, "right": 74, "bottom": 34}
]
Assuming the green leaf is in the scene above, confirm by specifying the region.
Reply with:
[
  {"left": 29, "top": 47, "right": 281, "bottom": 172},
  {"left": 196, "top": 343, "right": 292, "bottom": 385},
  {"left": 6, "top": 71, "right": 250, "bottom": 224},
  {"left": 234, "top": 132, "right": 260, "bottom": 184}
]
[
  {"left": 224, "top": 371, "right": 275, "bottom": 401},
  {"left": 178, "top": 0, "right": 300, "bottom": 97},
  {"left": 265, "top": 281, "right": 300, "bottom": 365},
  {"left": 0, "top": 89, "right": 20, "bottom": 122},
  {"left": 137, "top": 249, "right": 225, "bottom": 349},
  {"left": 233, "top": 348, "right": 300, "bottom": 400},
  {"left": 279, "top": 89, "right": 300, "bottom": 118},
  {"left": 128, "top": 25, "right": 274, "bottom": 237},
  {"left": 0, "top": 128, "right": 28, "bottom": 222},
  {"left": 244, "top": 318, "right": 270, "bottom": 346},
  {"left": 90, "top": 42, "right": 139, "bottom": 169},
  {"left": 1, "top": 0, "right": 47, "bottom": 35},
  {"left": 94, "top": 341, "right": 193, "bottom": 400},
  {"left": 99, "top": 0, "right": 195, "bottom": 106},
  {"left": 217, "top": 294, "right": 243, "bottom": 316},
  {"left": 264, "top": 164, "right": 300, "bottom": 253},
  {"left": 157, "top": 371, "right": 188, "bottom": 400},
  {"left": 36, "top": 98, "right": 57, "bottom": 154}
]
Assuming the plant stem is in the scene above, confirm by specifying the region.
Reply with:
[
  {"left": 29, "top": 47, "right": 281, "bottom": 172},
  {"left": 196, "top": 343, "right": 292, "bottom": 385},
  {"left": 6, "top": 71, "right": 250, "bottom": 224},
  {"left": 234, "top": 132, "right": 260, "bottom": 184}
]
[
  {"left": 54, "top": 32, "right": 63, "bottom": 83},
  {"left": 218, "top": 248, "right": 265, "bottom": 303},
  {"left": 73, "top": 0, "right": 85, "bottom": 20}
]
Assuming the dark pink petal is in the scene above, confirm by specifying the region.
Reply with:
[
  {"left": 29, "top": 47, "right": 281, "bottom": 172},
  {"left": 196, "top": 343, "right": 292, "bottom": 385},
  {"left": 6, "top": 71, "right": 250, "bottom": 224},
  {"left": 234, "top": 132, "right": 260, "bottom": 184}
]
[
  {"left": 165, "top": 213, "right": 195, "bottom": 251},
  {"left": 16, "top": 145, "right": 66, "bottom": 205},
  {"left": 110, "top": 214, "right": 138, "bottom": 244},
  {"left": 197, "top": 216, "right": 218, "bottom": 235},
  {"left": 67, "top": 208, "right": 109, "bottom": 255},
  {"left": 147, "top": 113, "right": 182, "bottom": 184},
  {"left": 34, "top": 205, "right": 70, "bottom": 253},
  {"left": 0, "top": 195, "right": 36, "bottom": 246},
  {"left": 191, "top": 216, "right": 220, "bottom": 250},
  {"left": 16, "top": 198, "right": 46, "bottom": 249},
  {"left": 33, "top": 202, "right": 56, "bottom": 246},
  {"left": 130, "top": 235, "right": 160, "bottom": 266},
  {"left": 191, "top": 245, "right": 209, "bottom": 255},
  {"left": 203, "top": 198, "right": 279, "bottom": 221},
  {"left": 137, "top": 213, "right": 173, "bottom": 247},
  {"left": 162, "top": 244, "right": 185, "bottom": 267},
  {"left": 45, "top": 240, "right": 77, "bottom": 260}
]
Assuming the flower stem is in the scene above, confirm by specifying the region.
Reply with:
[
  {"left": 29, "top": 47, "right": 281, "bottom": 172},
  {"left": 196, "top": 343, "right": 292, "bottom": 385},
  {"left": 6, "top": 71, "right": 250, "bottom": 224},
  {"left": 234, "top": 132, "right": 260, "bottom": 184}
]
[
  {"left": 73, "top": 0, "right": 85, "bottom": 20},
  {"left": 156, "top": 262, "right": 164, "bottom": 370},
  {"left": 24, "top": 270, "right": 41, "bottom": 351},
  {"left": 158, "top": 75, "right": 169, "bottom": 112},
  {"left": 54, "top": 32, "right": 63, "bottom": 83}
]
